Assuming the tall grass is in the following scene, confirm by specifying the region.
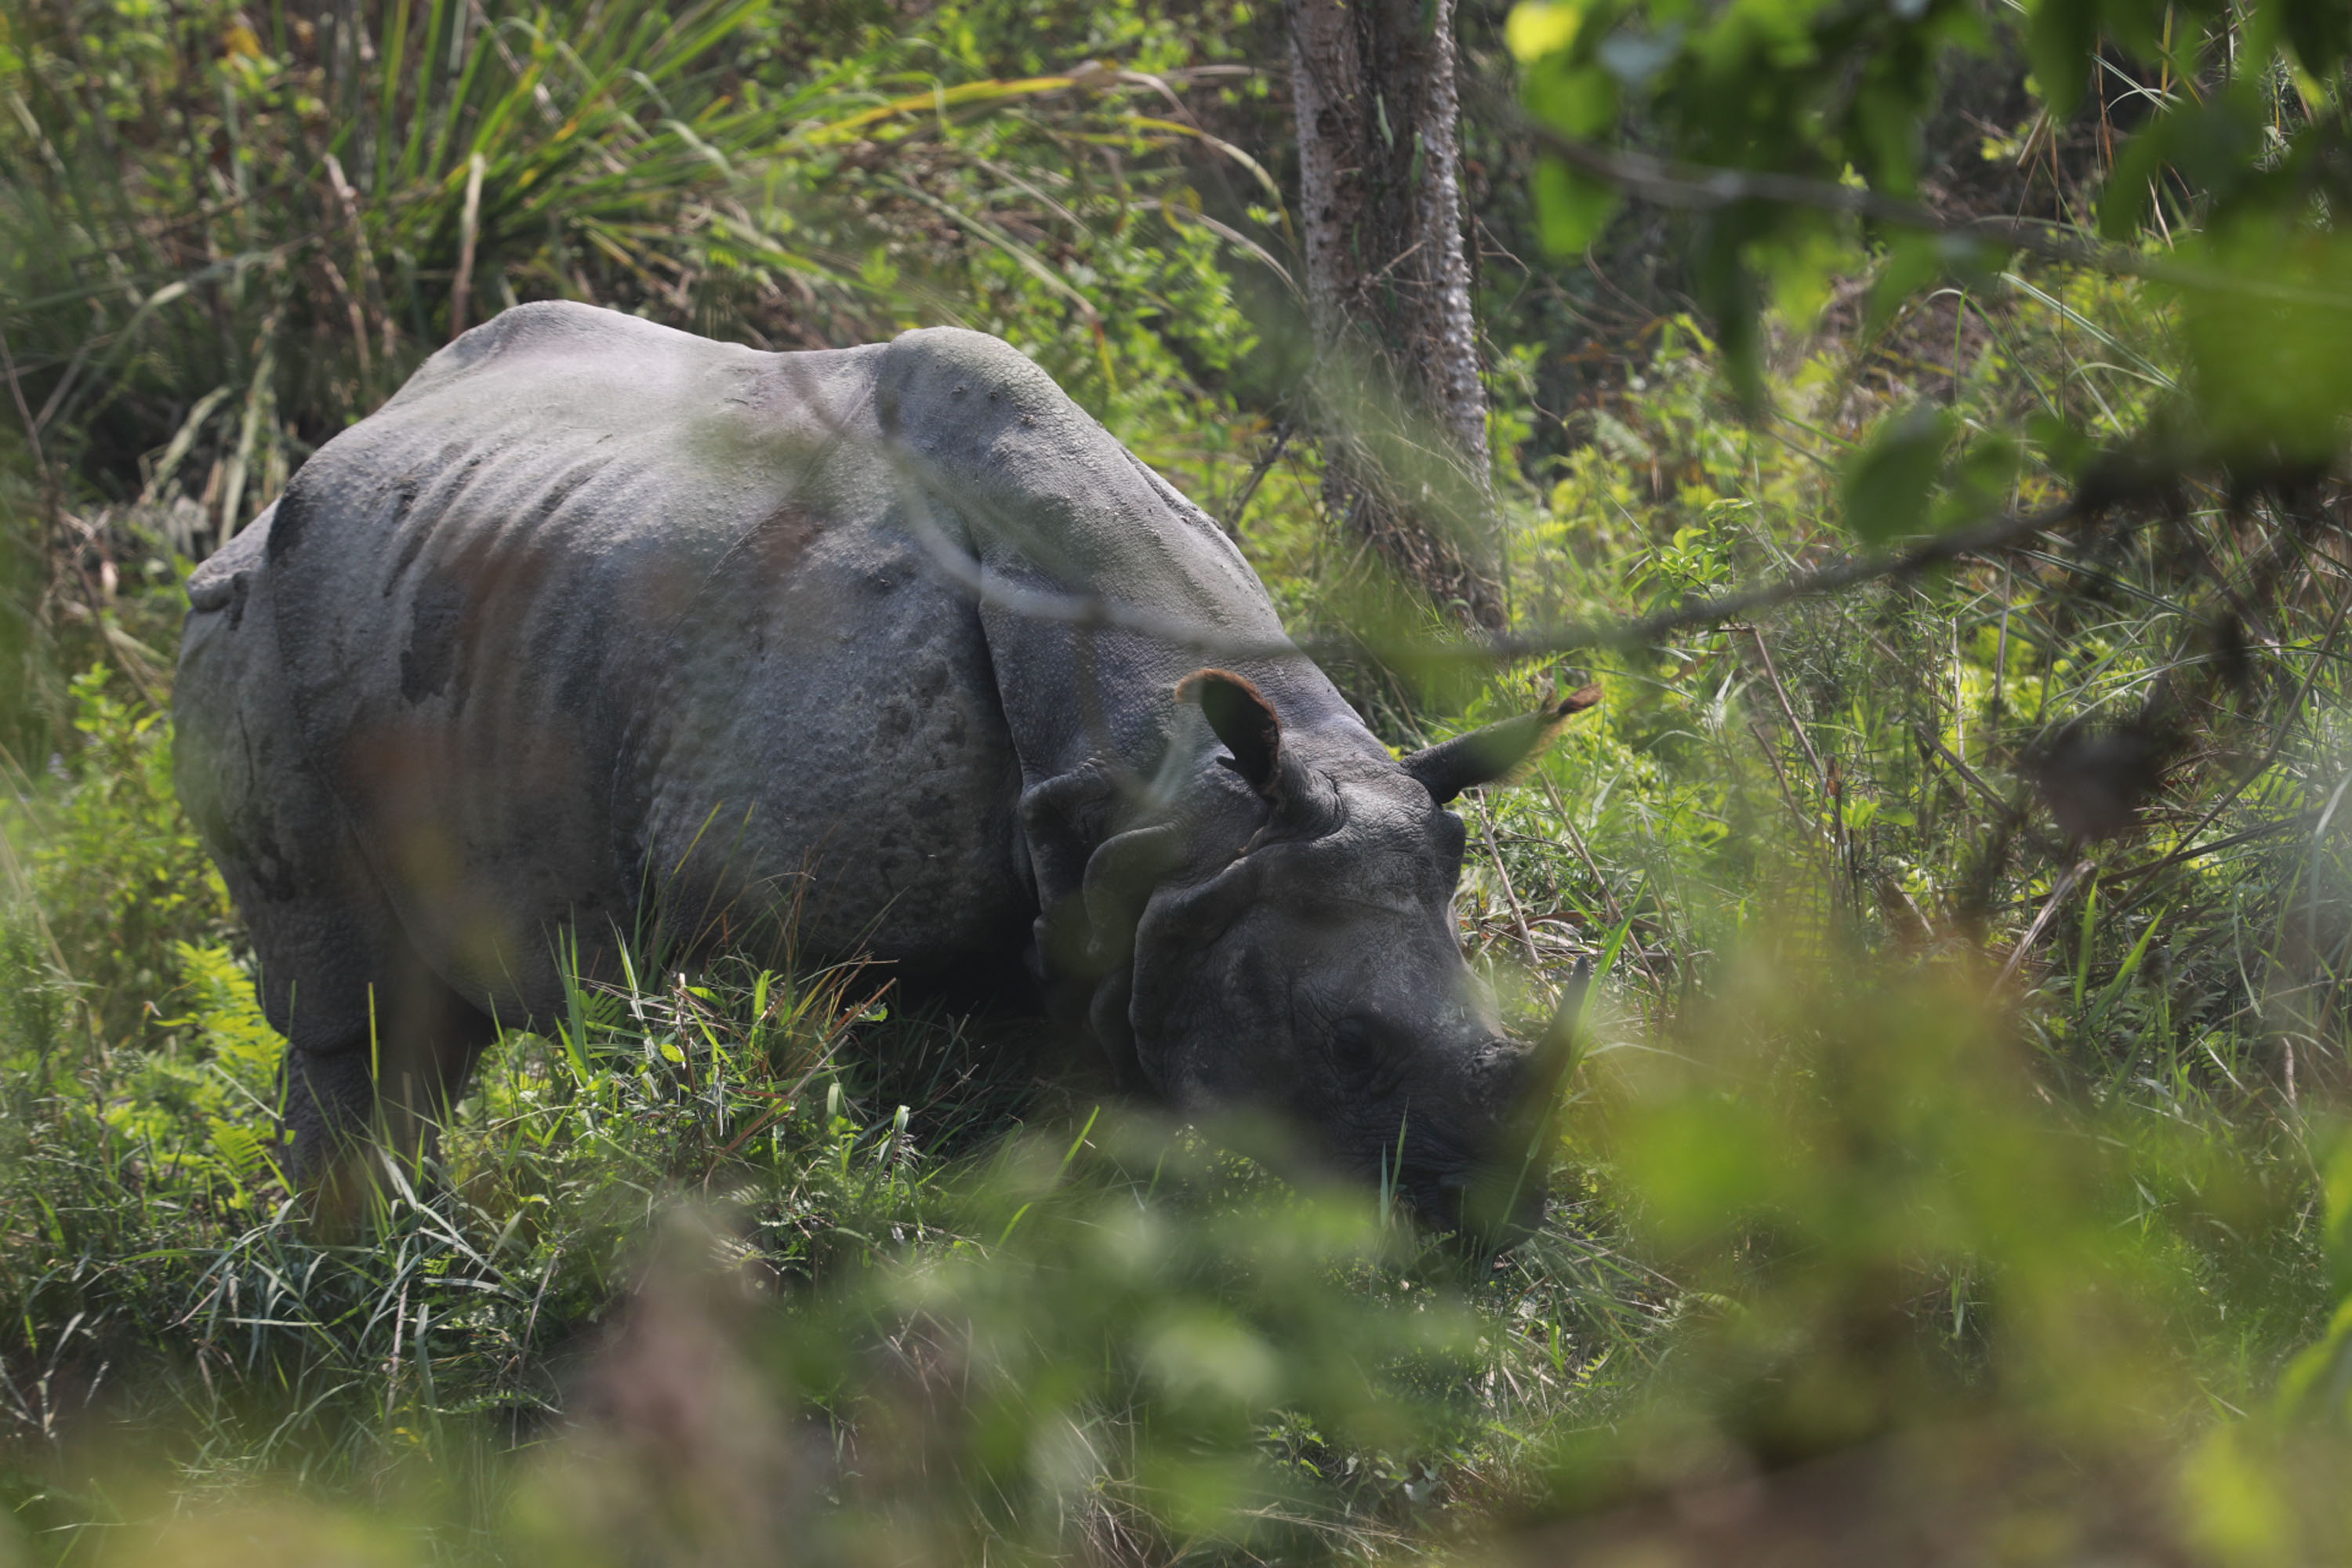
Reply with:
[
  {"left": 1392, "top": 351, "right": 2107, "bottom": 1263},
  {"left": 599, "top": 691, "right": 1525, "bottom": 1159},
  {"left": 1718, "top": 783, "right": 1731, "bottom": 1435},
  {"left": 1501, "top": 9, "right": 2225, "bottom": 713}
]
[{"left": 0, "top": 0, "right": 1288, "bottom": 752}]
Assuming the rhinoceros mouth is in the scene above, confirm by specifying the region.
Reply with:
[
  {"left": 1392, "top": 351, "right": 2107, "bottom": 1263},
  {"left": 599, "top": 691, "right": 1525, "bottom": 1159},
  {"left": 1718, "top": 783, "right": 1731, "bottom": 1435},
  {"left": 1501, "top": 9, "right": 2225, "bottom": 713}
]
[{"left": 1394, "top": 1163, "right": 1548, "bottom": 1243}]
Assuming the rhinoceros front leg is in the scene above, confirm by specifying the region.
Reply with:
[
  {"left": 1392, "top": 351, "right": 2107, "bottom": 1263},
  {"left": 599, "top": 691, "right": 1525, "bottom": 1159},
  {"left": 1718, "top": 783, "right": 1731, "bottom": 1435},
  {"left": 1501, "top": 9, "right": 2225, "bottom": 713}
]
[{"left": 279, "top": 952, "right": 502, "bottom": 1221}]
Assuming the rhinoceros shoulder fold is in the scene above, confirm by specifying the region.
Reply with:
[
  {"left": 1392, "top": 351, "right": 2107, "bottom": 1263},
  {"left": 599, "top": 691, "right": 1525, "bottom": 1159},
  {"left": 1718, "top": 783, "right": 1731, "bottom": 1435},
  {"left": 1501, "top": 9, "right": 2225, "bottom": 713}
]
[{"left": 873, "top": 325, "right": 1072, "bottom": 436}]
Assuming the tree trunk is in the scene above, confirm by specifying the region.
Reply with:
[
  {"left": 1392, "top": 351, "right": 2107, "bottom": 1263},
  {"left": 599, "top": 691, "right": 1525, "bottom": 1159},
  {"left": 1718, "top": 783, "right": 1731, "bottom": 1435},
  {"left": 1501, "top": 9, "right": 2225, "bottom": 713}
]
[{"left": 1286, "top": 0, "right": 1502, "bottom": 630}]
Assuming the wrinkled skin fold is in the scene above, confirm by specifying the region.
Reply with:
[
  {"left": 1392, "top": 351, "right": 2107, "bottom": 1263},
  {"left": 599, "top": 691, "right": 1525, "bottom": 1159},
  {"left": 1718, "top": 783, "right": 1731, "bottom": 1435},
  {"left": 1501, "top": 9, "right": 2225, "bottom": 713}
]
[{"left": 172, "top": 302, "right": 1588, "bottom": 1226}]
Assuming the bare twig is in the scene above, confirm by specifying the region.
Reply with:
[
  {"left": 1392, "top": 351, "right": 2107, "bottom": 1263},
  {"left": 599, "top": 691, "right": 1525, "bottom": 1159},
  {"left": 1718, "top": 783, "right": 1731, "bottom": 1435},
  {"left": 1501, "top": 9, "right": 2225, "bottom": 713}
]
[
  {"left": 1746, "top": 713, "right": 1831, "bottom": 850},
  {"left": 1911, "top": 724, "right": 2070, "bottom": 861},
  {"left": 1739, "top": 623, "right": 1825, "bottom": 791},
  {"left": 1995, "top": 858, "right": 2096, "bottom": 989},
  {"left": 1220, "top": 420, "right": 1293, "bottom": 539},
  {"left": 0, "top": 321, "right": 50, "bottom": 483},
  {"left": 2109, "top": 587, "right": 2352, "bottom": 920},
  {"left": 1534, "top": 774, "right": 1664, "bottom": 989},
  {"left": 1476, "top": 798, "right": 1542, "bottom": 971},
  {"left": 896, "top": 472, "right": 2097, "bottom": 670},
  {"left": 2103, "top": 809, "right": 2321, "bottom": 884},
  {"left": 1537, "top": 774, "right": 1616, "bottom": 924}
]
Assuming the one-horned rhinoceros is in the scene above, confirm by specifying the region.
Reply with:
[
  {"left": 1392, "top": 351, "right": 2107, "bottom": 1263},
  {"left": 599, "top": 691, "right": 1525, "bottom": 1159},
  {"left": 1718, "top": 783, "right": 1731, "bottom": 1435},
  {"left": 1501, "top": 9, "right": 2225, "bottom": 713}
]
[{"left": 173, "top": 301, "right": 1592, "bottom": 1225}]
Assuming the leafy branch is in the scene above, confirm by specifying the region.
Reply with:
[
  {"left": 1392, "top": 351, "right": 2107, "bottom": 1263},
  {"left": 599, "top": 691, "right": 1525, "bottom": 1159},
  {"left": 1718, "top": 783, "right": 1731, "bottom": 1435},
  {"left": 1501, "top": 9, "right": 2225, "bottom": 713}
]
[{"left": 1498, "top": 100, "right": 2352, "bottom": 318}]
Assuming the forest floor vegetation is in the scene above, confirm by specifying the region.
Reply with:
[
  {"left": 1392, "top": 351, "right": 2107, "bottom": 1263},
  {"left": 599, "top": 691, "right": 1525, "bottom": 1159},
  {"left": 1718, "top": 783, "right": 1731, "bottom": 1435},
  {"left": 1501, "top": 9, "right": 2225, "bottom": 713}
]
[{"left": 7, "top": 1, "right": 2352, "bottom": 1563}]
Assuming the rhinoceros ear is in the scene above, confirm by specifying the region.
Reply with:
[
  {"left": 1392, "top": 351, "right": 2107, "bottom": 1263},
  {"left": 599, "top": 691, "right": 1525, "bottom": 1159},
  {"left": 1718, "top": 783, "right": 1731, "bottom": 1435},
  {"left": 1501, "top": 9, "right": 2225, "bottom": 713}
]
[
  {"left": 1403, "top": 684, "right": 1602, "bottom": 805},
  {"left": 1178, "top": 668, "right": 1282, "bottom": 797}
]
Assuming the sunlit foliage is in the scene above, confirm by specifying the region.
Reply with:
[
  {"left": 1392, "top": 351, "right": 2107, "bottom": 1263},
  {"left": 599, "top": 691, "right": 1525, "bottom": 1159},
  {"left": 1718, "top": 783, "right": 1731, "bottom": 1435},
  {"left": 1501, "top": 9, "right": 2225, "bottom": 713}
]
[{"left": 7, "top": 0, "right": 2352, "bottom": 1562}]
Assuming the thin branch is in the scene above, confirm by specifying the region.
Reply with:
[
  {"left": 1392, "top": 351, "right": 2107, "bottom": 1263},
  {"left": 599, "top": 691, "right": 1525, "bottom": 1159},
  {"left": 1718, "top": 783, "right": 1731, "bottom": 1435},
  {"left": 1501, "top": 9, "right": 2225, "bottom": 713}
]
[
  {"left": 1737, "top": 623, "right": 1825, "bottom": 792},
  {"left": 0, "top": 321, "right": 49, "bottom": 481},
  {"left": 1494, "top": 100, "right": 2352, "bottom": 314},
  {"left": 1995, "top": 858, "right": 2096, "bottom": 989},
  {"left": 897, "top": 470, "right": 2100, "bottom": 670},
  {"left": 1476, "top": 797, "right": 1542, "bottom": 971},
  {"left": 1221, "top": 420, "right": 1292, "bottom": 539},
  {"left": 2104, "top": 808, "right": 2321, "bottom": 884}
]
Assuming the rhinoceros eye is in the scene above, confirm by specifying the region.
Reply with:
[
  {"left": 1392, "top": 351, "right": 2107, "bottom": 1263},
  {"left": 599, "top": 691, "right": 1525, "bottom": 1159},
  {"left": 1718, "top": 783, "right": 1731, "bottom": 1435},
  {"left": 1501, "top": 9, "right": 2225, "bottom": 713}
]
[{"left": 1329, "top": 1017, "right": 1383, "bottom": 1080}]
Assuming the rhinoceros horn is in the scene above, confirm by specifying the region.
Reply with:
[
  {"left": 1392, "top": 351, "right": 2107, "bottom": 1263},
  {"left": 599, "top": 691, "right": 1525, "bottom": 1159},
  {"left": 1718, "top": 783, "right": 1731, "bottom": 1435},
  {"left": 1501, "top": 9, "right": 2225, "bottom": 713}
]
[
  {"left": 1520, "top": 959, "right": 1591, "bottom": 1131},
  {"left": 1461, "top": 958, "right": 1592, "bottom": 1246}
]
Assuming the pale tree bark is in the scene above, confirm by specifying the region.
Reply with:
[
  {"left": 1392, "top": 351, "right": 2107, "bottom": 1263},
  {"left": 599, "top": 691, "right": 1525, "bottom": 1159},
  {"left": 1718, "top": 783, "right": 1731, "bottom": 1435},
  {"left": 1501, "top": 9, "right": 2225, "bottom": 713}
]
[{"left": 1287, "top": 0, "right": 1502, "bottom": 630}]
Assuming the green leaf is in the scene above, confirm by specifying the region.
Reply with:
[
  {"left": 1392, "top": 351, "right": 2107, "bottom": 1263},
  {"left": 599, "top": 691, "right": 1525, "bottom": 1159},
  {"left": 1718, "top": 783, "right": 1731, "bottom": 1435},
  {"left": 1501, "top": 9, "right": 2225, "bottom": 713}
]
[
  {"left": 1504, "top": 0, "right": 1584, "bottom": 62},
  {"left": 2276, "top": 0, "right": 2352, "bottom": 78},
  {"left": 2325, "top": 1124, "right": 2352, "bottom": 1303},
  {"left": 1842, "top": 405, "right": 1955, "bottom": 544},
  {"left": 1524, "top": 61, "right": 1619, "bottom": 136},
  {"left": 2027, "top": 412, "right": 2096, "bottom": 475},
  {"left": 1933, "top": 432, "right": 2024, "bottom": 531},
  {"left": 1762, "top": 224, "right": 1851, "bottom": 332},
  {"left": 1532, "top": 158, "right": 1621, "bottom": 256},
  {"left": 1866, "top": 233, "right": 1946, "bottom": 336},
  {"left": 2097, "top": 128, "right": 2165, "bottom": 241},
  {"left": 2177, "top": 226, "right": 2352, "bottom": 463},
  {"left": 2025, "top": 0, "right": 2096, "bottom": 119}
]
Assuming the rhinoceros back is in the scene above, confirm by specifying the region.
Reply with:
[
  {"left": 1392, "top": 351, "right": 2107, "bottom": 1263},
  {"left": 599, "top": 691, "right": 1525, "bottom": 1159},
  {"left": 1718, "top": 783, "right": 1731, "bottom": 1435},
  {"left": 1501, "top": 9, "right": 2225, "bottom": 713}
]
[{"left": 235, "top": 301, "right": 1031, "bottom": 1019}]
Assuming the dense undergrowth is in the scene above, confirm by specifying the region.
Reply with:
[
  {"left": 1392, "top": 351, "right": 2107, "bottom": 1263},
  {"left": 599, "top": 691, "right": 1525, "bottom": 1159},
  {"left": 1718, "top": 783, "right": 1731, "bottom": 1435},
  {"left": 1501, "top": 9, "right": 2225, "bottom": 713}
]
[{"left": 8, "top": 0, "right": 2352, "bottom": 1563}]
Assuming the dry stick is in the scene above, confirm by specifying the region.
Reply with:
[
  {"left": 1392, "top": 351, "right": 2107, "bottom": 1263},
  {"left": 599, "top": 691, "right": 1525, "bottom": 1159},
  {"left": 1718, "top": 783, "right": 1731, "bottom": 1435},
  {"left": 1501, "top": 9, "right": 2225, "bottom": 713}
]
[
  {"left": 0, "top": 322, "right": 50, "bottom": 481},
  {"left": 2103, "top": 811, "right": 2320, "bottom": 884},
  {"left": 449, "top": 153, "right": 487, "bottom": 341},
  {"left": 1220, "top": 421, "right": 1292, "bottom": 539},
  {"left": 1995, "top": 857, "right": 2096, "bottom": 989},
  {"left": 324, "top": 154, "right": 396, "bottom": 369},
  {"left": 1746, "top": 713, "right": 1830, "bottom": 850},
  {"left": 1951, "top": 619, "right": 1966, "bottom": 762},
  {"left": 773, "top": 299, "right": 2131, "bottom": 673},
  {"left": 1475, "top": 798, "right": 1542, "bottom": 971},
  {"left": 1537, "top": 774, "right": 1620, "bottom": 924},
  {"left": 1918, "top": 726, "right": 2011, "bottom": 816},
  {"left": 513, "top": 1255, "right": 560, "bottom": 1382},
  {"left": 1740, "top": 623, "right": 1826, "bottom": 791},
  {"left": 319, "top": 256, "right": 374, "bottom": 389},
  {"left": 1991, "top": 563, "right": 2013, "bottom": 722},
  {"left": 895, "top": 473, "right": 2094, "bottom": 670},
  {"left": 1913, "top": 724, "right": 2070, "bottom": 862}
]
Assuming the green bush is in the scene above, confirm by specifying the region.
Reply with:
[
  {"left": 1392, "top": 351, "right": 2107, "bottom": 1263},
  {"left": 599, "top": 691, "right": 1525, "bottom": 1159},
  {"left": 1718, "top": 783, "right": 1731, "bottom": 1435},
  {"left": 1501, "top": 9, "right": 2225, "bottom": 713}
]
[{"left": 8, "top": 667, "right": 229, "bottom": 1047}]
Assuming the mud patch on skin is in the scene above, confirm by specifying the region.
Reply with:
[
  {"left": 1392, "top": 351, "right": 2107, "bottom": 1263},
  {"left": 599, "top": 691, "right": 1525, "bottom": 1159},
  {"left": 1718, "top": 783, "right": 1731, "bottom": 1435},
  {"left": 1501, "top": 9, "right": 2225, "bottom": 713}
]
[
  {"left": 401, "top": 577, "right": 466, "bottom": 703},
  {"left": 749, "top": 500, "right": 824, "bottom": 580}
]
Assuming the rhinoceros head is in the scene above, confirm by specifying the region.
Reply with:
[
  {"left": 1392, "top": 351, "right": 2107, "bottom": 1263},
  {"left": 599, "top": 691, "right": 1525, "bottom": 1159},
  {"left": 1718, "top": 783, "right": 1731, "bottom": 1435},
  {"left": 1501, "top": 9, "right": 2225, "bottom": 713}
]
[{"left": 1094, "top": 670, "right": 1593, "bottom": 1234}]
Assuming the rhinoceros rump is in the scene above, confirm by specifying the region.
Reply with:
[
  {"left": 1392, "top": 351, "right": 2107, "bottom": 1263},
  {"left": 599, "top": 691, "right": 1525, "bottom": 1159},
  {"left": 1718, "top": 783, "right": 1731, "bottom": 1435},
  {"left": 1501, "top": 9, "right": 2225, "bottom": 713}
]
[{"left": 173, "top": 302, "right": 1587, "bottom": 1226}]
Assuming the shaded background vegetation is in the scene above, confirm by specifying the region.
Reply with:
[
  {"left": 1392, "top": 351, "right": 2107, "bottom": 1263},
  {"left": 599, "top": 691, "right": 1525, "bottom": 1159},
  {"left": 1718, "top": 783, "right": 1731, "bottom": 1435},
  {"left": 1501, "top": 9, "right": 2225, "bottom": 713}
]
[{"left": 8, "top": 0, "right": 2352, "bottom": 1562}]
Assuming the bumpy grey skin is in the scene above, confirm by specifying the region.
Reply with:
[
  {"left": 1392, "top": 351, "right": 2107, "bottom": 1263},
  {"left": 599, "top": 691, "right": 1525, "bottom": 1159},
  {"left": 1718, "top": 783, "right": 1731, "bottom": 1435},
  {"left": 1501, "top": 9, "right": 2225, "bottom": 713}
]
[{"left": 174, "top": 301, "right": 1541, "bottom": 1219}]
